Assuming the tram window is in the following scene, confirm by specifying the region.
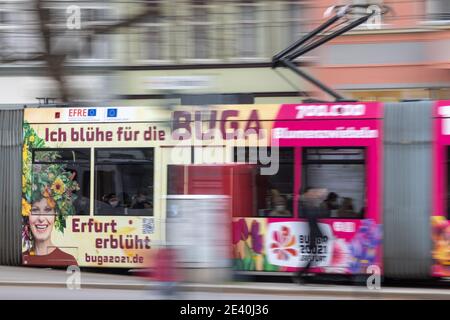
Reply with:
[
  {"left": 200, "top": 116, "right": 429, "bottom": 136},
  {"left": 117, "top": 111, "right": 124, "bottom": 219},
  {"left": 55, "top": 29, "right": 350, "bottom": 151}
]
[
  {"left": 301, "top": 147, "right": 366, "bottom": 219},
  {"left": 32, "top": 148, "right": 91, "bottom": 215},
  {"left": 94, "top": 148, "right": 154, "bottom": 216},
  {"left": 234, "top": 147, "right": 294, "bottom": 217},
  {"left": 33, "top": 149, "right": 90, "bottom": 164}
]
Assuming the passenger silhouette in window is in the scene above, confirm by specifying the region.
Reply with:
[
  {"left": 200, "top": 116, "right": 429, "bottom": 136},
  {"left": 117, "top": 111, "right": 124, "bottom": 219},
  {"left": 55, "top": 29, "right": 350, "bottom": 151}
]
[
  {"left": 321, "top": 192, "right": 339, "bottom": 218},
  {"left": 132, "top": 189, "right": 152, "bottom": 209},
  {"left": 269, "top": 189, "right": 291, "bottom": 217},
  {"left": 337, "top": 197, "right": 355, "bottom": 218}
]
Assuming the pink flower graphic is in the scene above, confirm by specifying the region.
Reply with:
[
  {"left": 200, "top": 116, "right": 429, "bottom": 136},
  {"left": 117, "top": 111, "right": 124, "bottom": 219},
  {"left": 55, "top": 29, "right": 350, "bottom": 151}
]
[
  {"left": 324, "top": 239, "right": 351, "bottom": 273},
  {"left": 330, "top": 239, "right": 348, "bottom": 267},
  {"left": 270, "top": 226, "right": 297, "bottom": 260}
]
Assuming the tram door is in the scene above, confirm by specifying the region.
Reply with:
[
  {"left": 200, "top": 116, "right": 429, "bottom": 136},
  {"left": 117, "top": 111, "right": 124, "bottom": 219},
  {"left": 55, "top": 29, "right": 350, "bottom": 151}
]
[
  {"left": 167, "top": 163, "right": 257, "bottom": 217},
  {"left": 160, "top": 147, "right": 192, "bottom": 242}
]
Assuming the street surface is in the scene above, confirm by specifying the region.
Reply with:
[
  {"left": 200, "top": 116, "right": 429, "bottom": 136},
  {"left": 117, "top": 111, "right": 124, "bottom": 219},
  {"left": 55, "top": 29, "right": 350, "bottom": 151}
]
[{"left": 0, "top": 266, "right": 448, "bottom": 300}]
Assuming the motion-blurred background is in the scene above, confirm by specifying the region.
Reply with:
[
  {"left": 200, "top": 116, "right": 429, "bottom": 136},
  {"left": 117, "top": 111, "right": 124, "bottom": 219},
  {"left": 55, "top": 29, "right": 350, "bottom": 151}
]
[{"left": 0, "top": 0, "right": 449, "bottom": 105}]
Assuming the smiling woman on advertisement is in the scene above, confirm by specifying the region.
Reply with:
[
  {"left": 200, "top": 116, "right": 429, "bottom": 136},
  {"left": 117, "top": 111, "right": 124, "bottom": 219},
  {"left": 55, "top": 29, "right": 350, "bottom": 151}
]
[{"left": 21, "top": 122, "right": 79, "bottom": 267}]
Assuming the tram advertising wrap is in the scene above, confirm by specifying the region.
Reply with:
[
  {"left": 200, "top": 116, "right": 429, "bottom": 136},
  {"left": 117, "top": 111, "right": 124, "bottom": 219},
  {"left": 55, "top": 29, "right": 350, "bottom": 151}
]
[
  {"left": 14, "top": 101, "right": 450, "bottom": 277},
  {"left": 232, "top": 102, "right": 383, "bottom": 274},
  {"left": 21, "top": 103, "right": 384, "bottom": 270},
  {"left": 21, "top": 107, "right": 174, "bottom": 267}
]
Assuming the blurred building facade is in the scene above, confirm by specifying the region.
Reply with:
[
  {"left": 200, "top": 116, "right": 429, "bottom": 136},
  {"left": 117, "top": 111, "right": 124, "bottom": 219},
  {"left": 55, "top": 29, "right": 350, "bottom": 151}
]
[
  {"left": 0, "top": 0, "right": 117, "bottom": 103},
  {"left": 311, "top": 0, "right": 450, "bottom": 101},
  {"left": 0, "top": 0, "right": 314, "bottom": 105},
  {"left": 115, "top": 0, "right": 313, "bottom": 106},
  {"left": 0, "top": 0, "right": 449, "bottom": 104}
]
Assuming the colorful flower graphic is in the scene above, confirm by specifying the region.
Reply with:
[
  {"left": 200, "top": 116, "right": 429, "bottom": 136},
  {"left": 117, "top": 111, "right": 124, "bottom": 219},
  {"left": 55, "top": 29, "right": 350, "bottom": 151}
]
[
  {"left": 348, "top": 219, "right": 382, "bottom": 273},
  {"left": 21, "top": 224, "right": 32, "bottom": 246},
  {"left": 250, "top": 220, "right": 263, "bottom": 254},
  {"left": 232, "top": 219, "right": 252, "bottom": 261},
  {"left": 232, "top": 221, "right": 240, "bottom": 245},
  {"left": 270, "top": 226, "right": 297, "bottom": 260},
  {"left": 51, "top": 178, "right": 65, "bottom": 195},
  {"left": 431, "top": 216, "right": 450, "bottom": 276},
  {"left": 324, "top": 238, "right": 351, "bottom": 274},
  {"left": 22, "top": 145, "right": 28, "bottom": 164},
  {"left": 231, "top": 219, "right": 279, "bottom": 272},
  {"left": 240, "top": 219, "right": 249, "bottom": 241},
  {"left": 232, "top": 219, "right": 249, "bottom": 244},
  {"left": 21, "top": 198, "right": 31, "bottom": 217}
]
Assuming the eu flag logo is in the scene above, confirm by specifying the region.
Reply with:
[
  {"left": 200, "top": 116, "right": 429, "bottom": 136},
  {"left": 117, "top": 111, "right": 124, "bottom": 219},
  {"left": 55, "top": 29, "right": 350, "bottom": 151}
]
[
  {"left": 88, "top": 109, "right": 96, "bottom": 116},
  {"left": 107, "top": 108, "right": 117, "bottom": 118}
]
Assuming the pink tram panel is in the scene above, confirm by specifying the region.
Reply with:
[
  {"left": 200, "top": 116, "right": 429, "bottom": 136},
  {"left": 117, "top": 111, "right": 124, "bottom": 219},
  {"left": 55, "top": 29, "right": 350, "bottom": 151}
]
[
  {"left": 432, "top": 100, "right": 450, "bottom": 278},
  {"left": 233, "top": 102, "right": 383, "bottom": 275}
]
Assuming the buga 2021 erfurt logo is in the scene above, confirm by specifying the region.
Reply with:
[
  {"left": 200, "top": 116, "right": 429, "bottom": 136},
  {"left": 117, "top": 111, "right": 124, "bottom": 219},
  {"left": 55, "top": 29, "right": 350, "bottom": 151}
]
[
  {"left": 269, "top": 225, "right": 298, "bottom": 261},
  {"left": 265, "top": 222, "right": 334, "bottom": 268}
]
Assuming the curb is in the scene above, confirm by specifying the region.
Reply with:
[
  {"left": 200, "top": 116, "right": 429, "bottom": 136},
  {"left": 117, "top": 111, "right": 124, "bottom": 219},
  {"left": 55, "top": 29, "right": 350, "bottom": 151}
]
[{"left": 0, "top": 281, "right": 449, "bottom": 299}]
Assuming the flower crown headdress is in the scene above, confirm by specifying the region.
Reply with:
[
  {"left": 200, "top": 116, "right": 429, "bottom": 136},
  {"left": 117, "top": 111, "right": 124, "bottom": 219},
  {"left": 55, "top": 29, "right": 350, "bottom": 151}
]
[{"left": 22, "top": 122, "right": 80, "bottom": 250}]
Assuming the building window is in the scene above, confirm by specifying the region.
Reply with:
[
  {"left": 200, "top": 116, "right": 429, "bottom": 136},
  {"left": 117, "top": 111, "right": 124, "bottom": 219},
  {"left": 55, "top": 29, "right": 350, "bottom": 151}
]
[
  {"left": 427, "top": 0, "right": 450, "bottom": 22},
  {"left": 234, "top": 1, "right": 264, "bottom": 58},
  {"left": 95, "top": 148, "right": 154, "bottom": 216},
  {"left": 0, "top": 8, "right": 41, "bottom": 58},
  {"left": 233, "top": 147, "right": 294, "bottom": 217},
  {"left": 188, "top": 0, "right": 215, "bottom": 60},
  {"left": 352, "top": 0, "right": 383, "bottom": 11},
  {"left": 32, "top": 149, "right": 91, "bottom": 216},
  {"left": 68, "top": 7, "right": 114, "bottom": 60},
  {"left": 0, "top": 10, "right": 12, "bottom": 54},
  {"left": 301, "top": 148, "right": 366, "bottom": 219},
  {"left": 352, "top": 0, "right": 383, "bottom": 30},
  {"left": 284, "top": 1, "right": 304, "bottom": 46},
  {"left": 42, "top": 2, "right": 115, "bottom": 61},
  {"left": 139, "top": 0, "right": 169, "bottom": 61}
]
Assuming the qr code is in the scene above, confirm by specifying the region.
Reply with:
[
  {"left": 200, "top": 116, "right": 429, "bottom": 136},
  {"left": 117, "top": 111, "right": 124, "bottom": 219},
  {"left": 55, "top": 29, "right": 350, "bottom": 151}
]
[{"left": 142, "top": 218, "right": 154, "bottom": 234}]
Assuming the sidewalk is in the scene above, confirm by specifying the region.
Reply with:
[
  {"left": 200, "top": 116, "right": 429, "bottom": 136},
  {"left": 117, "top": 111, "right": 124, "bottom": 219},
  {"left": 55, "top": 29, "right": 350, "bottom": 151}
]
[{"left": 0, "top": 266, "right": 449, "bottom": 299}]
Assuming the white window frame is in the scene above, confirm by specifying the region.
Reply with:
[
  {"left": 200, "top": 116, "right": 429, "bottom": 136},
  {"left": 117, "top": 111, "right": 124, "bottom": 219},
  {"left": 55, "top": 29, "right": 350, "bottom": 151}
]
[
  {"left": 0, "top": 8, "right": 16, "bottom": 53},
  {"left": 136, "top": 0, "right": 173, "bottom": 64},
  {"left": 0, "top": 2, "right": 43, "bottom": 63},
  {"left": 230, "top": 1, "right": 267, "bottom": 62},
  {"left": 180, "top": 1, "right": 221, "bottom": 64},
  {"left": 44, "top": 1, "right": 118, "bottom": 64},
  {"left": 281, "top": 1, "right": 305, "bottom": 49},
  {"left": 423, "top": 0, "right": 450, "bottom": 26}
]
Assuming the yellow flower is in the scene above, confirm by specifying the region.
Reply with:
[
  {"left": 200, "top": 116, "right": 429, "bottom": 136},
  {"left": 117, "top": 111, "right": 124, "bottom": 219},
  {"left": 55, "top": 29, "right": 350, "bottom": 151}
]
[
  {"left": 29, "top": 135, "right": 35, "bottom": 143},
  {"left": 22, "top": 145, "right": 28, "bottom": 163},
  {"left": 22, "top": 198, "right": 31, "bottom": 217},
  {"left": 22, "top": 175, "right": 26, "bottom": 189},
  {"left": 254, "top": 255, "right": 263, "bottom": 271},
  {"left": 51, "top": 178, "right": 65, "bottom": 195},
  {"left": 433, "top": 242, "right": 449, "bottom": 265}
]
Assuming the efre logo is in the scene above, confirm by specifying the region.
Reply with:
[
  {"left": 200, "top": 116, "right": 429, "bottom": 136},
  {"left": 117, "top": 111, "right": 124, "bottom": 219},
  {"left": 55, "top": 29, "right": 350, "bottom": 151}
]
[
  {"left": 107, "top": 108, "right": 118, "bottom": 118},
  {"left": 68, "top": 108, "right": 98, "bottom": 118}
]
